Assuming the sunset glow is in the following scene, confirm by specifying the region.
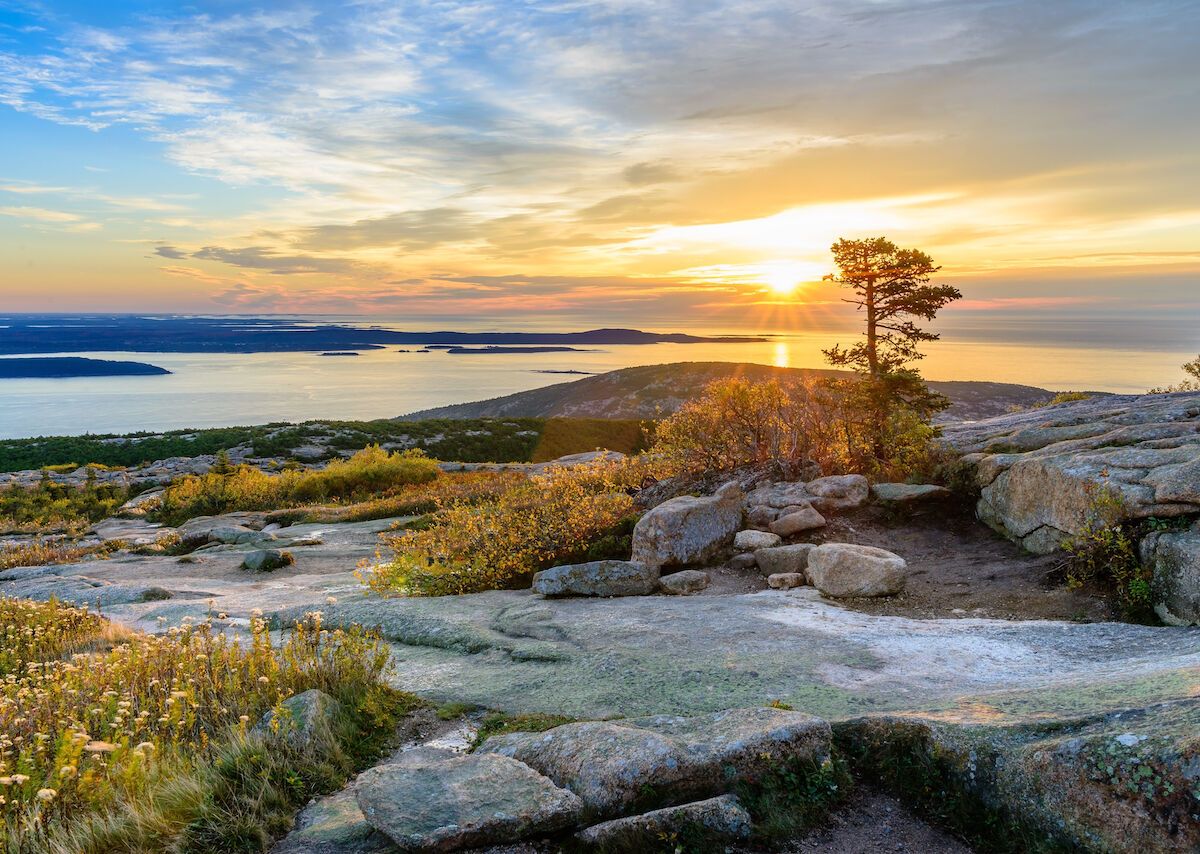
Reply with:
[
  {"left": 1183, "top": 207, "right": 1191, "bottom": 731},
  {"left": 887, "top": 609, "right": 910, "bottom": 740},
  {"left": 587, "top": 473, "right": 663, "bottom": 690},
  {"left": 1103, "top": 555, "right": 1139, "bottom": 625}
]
[{"left": 0, "top": 1, "right": 1196, "bottom": 335}]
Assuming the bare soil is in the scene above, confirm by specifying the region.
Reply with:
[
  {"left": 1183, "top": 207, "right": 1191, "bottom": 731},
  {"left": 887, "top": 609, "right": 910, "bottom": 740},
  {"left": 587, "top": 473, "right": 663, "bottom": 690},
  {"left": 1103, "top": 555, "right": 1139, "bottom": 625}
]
[
  {"left": 784, "top": 788, "right": 974, "bottom": 853},
  {"left": 704, "top": 501, "right": 1113, "bottom": 623}
]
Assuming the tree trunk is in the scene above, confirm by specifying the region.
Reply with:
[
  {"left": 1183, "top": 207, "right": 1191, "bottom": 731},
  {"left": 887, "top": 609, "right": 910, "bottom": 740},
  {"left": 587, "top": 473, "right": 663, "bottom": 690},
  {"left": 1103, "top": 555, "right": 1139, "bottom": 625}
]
[{"left": 865, "top": 275, "right": 878, "bottom": 377}]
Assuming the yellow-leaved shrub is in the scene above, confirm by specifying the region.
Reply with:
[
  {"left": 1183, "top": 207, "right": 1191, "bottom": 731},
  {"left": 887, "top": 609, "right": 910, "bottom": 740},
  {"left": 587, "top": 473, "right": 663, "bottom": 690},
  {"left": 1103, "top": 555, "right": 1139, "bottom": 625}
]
[{"left": 364, "top": 458, "right": 651, "bottom": 596}]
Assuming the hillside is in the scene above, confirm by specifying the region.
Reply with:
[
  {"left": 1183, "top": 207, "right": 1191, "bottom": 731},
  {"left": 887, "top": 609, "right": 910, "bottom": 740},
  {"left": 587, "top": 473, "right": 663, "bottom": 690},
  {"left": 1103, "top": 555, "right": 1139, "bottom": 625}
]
[{"left": 399, "top": 361, "right": 1067, "bottom": 423}]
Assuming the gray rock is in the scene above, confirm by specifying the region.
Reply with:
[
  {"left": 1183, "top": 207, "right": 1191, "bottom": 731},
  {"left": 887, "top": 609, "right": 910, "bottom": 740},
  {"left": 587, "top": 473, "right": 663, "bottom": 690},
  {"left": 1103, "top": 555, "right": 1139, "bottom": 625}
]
[
  {"left": 734, "top": 529, "right": 781, "bottom": 551},
  {"left": 804, "top": 475, "right": 869, "bottom": 511},
  {"left": 807, "top": 543, "right": 907, "bottom": 598},
  {"left": 533, "top": 560, "right": 659, "bottom": 598},
  {"left": 744, "top": 481, "right": 811, "bottom": 509},
  {"left": 767, "top": 572, "right": 806, "bottom": 590},
  {"left": 940, "top": 392, "right": 1200, "bottom": 553},
  {"left": 90, "top": 517, "right": 174, "bottom": 546},
  {"left": 659, "top": 570, "right": 710, "bottom": 595},
  {"left": 768, "top": 503, "right": 827, "bottom": 536},
  {"left": 242, "top": 549, "right": 293, "bottom": 572},
  {"left": 871, "top": 483, "right": 952, "bottom": 503},
  {"left": 253, "top": 689, "right": 341, "bottom": 747},
  {"left": 728, "top": 552, "right": 758, "bottom": 570},
  {"left": 478, "top": 706, "right": 830, "bottom": 819},
  {"left": 1141, "top": 530, "right": 1200, "bottom": 626},
  {"left": 355, "top": 748, "right": 583, "bottom": 851},
  {"left": 746, "top": 504, "right": 782, "bottom": 529},
  {"left": 753, "top": 543, "right": 813, "bottom": 576},
  {"left": 574, "top": 794, "right": 752, "bottom": 849},
  {"left": 630, "top": 482, "right": 743, "bottom": 569}
]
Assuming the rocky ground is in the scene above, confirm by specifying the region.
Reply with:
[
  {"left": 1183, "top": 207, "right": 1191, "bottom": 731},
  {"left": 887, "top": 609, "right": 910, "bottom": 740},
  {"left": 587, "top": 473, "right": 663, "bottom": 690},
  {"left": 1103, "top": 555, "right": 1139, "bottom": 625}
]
[{"left": 3, "top": 391, "right": 1199, "bottom": 852}]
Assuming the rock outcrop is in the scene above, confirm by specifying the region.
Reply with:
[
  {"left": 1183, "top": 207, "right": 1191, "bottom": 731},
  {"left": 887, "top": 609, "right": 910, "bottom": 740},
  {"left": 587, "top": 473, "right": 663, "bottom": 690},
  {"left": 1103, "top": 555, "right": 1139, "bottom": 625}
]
[
  {"left": 630, "top": 482, "right": 743, "bottom": 568},
  {"left": 941, "top": 391, "right": 1200, "bottom": 554},
  {"left": 478, "top": 707, "right": 830, "bottom": 819},
  {"left": 754, "top": 543, "right": 813, "bottom": 576},
  {"left": 838, "top": 698, "right": 1200, "bottom": 854},
  {"left": 532, "top": 560, "right": 659, "bottom": 598},
  {"left": 253, "top": 688, "right": 340, "bottom": 747}
]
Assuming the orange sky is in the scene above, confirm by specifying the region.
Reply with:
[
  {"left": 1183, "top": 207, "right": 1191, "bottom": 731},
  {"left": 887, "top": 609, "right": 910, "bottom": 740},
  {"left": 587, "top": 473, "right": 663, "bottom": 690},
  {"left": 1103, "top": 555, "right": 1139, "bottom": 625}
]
[{"left": 1, "top": 1, "right": 1198, "bottom": 334}]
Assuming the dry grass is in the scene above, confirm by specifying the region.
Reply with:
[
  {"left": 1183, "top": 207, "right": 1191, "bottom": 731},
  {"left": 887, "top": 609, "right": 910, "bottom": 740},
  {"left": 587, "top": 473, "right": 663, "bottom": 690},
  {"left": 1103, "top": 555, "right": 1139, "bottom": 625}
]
[{"left": 0, "top": 598, "right": 407, "bottom": 852}]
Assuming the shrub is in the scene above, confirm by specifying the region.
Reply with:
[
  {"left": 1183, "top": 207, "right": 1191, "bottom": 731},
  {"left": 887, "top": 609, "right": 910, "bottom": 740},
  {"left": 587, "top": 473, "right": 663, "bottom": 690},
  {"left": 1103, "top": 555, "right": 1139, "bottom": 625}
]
[
  {"left": 0, "top": 599, "right": 407, "bottom": 851},
  {"left": 653, "top": 376, "right": 937, "bottom": 481},
  {"left": 529, "top": 418, "right": 650, "bottom": 463},
  {"left": 296, "top": 470, "right": 523, "bottom": 524},
  {"left": 0, "top": 477, "right": 132, "bottom": 534},
  {"left": 1149, "top": 355, "right": 1200, "bottom": 394},
  {"left": 365, "top": 459, "right": 649, "bottom": 596},
  {"left": 155, "top": 446, "right": 439, "bottom": 525},
  {"left": 1061, "top": 484, "right": 1152, "bottom": 619}
]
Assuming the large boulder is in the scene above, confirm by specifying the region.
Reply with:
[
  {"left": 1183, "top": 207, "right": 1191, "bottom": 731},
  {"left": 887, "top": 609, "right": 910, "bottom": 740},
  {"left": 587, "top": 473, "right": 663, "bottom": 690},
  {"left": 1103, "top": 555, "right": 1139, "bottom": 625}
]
[
  {"left": 355, "top": 748, "right": 583, "bottom": 852},
  {"left": 806, "top": 543, "right": 907, "bottom": 598},
  {"left": 658, "top": 569, "right": 710, "bottom": 595},
  {"left": 630, "top": 482, "right": 743, "bottom": 569},
  {"left": 804, "top": 475, "right": 869, "bottom": 512},
  {"left": 242, "top": 549, "right": 293, "bottom": 572},
  {"left": 753, "top": 543, "right": 813, "bottom": 577},
  {"left": 768, "top": 503, "right": 826, "bottom": 536},
  {"left": 533, "top": 560, "right": 659, "bottom": 598},
  {"left": 478, "top": 706, "right": 830, "bottom": 819},
  {"left": 733, "top": 529, "right": 781, "bottom": 551},
  {"left": 940, "top": 392, "right": 1200, "bottom": 553},
  {"left": 574, "top": 795, "right": 752, "bottom": 849},
  {"left": 1140, "top": 528, "right": 1200, "bottom": 626}
]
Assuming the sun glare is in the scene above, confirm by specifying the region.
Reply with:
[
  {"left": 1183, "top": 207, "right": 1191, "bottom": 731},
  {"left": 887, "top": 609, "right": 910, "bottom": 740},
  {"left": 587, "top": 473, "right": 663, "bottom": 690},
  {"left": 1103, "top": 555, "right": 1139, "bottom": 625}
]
[{"left": 757, "top": 260, "right": 823, "bottom": 296}]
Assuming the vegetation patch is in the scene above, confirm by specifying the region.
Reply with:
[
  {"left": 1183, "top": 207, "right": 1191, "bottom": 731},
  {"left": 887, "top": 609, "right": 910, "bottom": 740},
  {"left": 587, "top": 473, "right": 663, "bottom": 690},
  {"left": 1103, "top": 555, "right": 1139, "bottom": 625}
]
[
  {"left": 1060, "top": 484, "right": 1155, "bottom": 621},
  {"left": 0, "top": 538, "right": 125, "bottom": 571},
  {"left": 734, "top": 751, "right": 853, "bottom": 847},
  {"left": 0, "top": 598, "right": 415, "bottom": 852},
  {"left": 154, "top": 446, "right": 439, "bottom": 526},
  {"left": 366, "top": 458, "right": 652, "bottom": 596},
  {"left": 469, "top": 711, "right": 577, "bottom": 750},
  {"left": 1, "top": 474, "right": 132, "bottom": 534},
  {"left": 530, "top": 418, "right": 650, "bottom": 463}
]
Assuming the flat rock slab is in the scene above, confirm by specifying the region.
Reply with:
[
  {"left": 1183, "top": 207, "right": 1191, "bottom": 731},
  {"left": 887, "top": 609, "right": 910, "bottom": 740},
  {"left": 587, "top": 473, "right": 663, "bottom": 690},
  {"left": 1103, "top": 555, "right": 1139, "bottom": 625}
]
[
  {"left": 355, "top": 748, "right": 583, "bottom": 851},
  {"left": 318, "top": 590, "right": 1200, "bottom": 725},
  {"left": 478, "top": 707, "right": 830, "bottom": 818}
]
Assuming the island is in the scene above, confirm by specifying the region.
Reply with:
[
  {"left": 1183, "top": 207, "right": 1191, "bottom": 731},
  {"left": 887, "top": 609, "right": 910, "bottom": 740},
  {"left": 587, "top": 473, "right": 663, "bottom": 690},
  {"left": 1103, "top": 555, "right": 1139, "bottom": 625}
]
[
  {"left": 318, "top": 351, "right": 360, "bottom": 357},
  {"left": 443, "top": 346, "right": 587, "bottom": 354},
  {"left": 0, "top": 315, "right": 767, "bottom": 354},
  {"left": 0, "top": 357, "right": 171, "bottom": 379}
]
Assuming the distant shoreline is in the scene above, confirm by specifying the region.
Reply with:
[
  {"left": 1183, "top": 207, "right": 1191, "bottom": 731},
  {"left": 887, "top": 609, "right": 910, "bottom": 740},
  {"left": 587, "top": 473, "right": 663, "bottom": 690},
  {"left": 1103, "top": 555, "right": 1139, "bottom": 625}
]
[
  {"left": 0, "top": 314, "right": 767, "bottom": 355},
  {"left": 0, "top": 357, "right": 171, "bottom": 379}
]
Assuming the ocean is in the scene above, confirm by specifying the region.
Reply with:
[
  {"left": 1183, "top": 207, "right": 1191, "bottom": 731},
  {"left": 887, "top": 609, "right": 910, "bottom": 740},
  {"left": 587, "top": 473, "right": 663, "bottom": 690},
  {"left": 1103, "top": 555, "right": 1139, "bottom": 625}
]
[{"left": 0, "top": 326, "right": 1191, "bottom": 439}]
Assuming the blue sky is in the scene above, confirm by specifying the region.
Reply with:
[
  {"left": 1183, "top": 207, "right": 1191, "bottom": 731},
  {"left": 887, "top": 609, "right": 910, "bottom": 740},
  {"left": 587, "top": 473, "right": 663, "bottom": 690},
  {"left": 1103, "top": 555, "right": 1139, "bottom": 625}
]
[{"left": 0, "top": 0, "right": 1198, "bottom": 340}]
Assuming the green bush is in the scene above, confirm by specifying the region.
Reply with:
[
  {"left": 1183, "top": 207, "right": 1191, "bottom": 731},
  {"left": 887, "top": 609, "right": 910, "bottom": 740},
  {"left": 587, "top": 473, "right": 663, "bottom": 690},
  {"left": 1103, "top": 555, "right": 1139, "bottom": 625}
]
[{"left": 1062, "top": 484, "right": 1153, "bottom": 620}]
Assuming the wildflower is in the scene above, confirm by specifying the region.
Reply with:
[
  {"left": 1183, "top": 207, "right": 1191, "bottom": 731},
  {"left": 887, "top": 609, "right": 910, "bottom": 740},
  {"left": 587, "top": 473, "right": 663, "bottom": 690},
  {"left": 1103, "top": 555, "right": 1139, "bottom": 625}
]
[
  {"left": 59, "top": 765, "right": 76, "bottom": 778},
  {"left": 84, "top": 740, "right": 117, "bottom": 754},
  {"left": 36, "top": 788, "right": 56, "bottom": 801},
  {"left": 11, "top": 774, "right": 29, "bottom": 785}
]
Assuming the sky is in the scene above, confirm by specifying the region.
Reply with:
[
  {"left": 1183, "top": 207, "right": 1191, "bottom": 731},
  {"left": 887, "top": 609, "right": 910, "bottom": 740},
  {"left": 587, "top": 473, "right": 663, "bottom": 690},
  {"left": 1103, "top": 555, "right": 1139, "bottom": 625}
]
[{"left": 1, "top": 0, "right": 1198, "bottom": 341}]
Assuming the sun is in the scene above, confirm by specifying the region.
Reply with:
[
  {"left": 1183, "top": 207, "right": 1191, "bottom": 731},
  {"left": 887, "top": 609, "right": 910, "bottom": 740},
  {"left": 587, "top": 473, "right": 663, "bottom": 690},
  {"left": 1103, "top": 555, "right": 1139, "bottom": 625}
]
[
  {"left": 764, "top": 270, "right": 800, "bottom": 295},
  {"left": 756, "top": 260, "right": 824, "bottom": 296}
]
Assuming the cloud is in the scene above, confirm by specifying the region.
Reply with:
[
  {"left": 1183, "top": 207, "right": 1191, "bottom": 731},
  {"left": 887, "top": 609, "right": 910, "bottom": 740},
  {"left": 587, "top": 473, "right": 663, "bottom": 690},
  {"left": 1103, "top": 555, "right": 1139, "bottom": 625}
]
[
  {"left": 154, "top": 245, "right": 189, "bottom": 259},
  {"left": 0, "top": 206, "right": 81, "bottom": 222},
  {"left": 191, "top": 246, "right": 358, "bottom": 275}
]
